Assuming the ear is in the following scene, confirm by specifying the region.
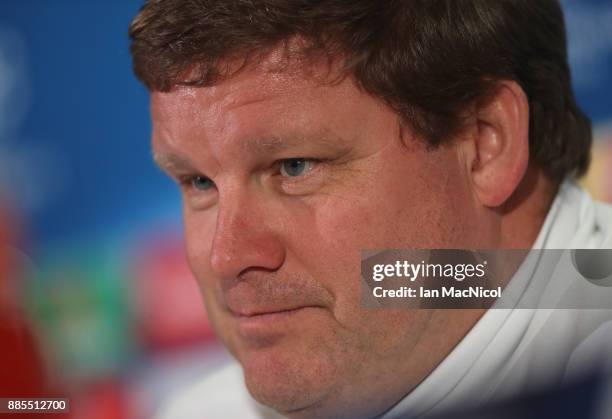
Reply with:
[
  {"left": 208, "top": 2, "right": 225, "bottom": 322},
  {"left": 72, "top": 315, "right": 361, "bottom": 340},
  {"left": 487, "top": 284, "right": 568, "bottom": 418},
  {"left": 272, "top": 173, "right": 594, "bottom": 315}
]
[{"left": 465, "top": 81, "right": 530, "bottom": 208}]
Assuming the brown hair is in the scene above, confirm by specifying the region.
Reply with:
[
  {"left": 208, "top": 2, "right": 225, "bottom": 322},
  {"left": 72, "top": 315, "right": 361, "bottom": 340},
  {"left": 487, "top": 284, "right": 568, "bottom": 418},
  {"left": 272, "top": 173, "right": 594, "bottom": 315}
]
[{"left": 129, "top": 0, "right": 592, "bottom": 181}]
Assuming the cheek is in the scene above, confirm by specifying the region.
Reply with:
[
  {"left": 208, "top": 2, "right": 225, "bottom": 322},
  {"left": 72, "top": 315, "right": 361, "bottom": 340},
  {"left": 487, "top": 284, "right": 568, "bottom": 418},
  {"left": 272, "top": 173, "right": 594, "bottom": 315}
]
[
  {"left": 182, "top": 209, "right": 219, "bottom": 299},
  {"left": 284, "top": 197, "right": 434, "bottom": 365},
  {"left": 286, "top": 191, "right": 405, "bottom": 326},
  {"left": 307, "top": 177, "right": 433, "bottom": 263},
  {"left": 294, "top": 152, "right": 465, "bottom": 318}
]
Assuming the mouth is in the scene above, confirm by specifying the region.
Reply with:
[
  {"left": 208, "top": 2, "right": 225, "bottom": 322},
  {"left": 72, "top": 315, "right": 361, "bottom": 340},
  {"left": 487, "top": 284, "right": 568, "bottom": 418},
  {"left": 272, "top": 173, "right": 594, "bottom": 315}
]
[{"left": 231, "top": 306, "right": 323, "bottom": 337}]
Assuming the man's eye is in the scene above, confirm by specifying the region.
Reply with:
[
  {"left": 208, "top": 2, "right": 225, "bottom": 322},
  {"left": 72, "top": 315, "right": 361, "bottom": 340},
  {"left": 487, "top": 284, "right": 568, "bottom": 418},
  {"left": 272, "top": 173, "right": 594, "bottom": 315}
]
[
  {"left": 280, "top": 159, "right": 316, "bottom": 177},
  {"left": 188, "top": 175, "right": 215, "bottom": 191}
]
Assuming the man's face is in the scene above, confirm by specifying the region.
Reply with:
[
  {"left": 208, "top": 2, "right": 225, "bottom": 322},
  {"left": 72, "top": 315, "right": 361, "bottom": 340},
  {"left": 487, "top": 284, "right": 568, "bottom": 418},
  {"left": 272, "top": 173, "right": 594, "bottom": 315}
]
[{"left": 151, "top": 53, "right": 480, "bottom": 417}]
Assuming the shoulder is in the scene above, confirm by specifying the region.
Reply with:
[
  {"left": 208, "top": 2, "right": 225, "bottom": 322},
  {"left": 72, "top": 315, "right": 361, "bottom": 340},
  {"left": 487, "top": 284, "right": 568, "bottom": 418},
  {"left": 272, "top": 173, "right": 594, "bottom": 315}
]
[
  {"left": 565, "top": 319, "right": 612, "bottom": 380},
  {"left": 153, "top": 362, "right": 267, "bottom": 419},
  {"left": 592, "top": 199, "right": 612, "bottom": 247}
]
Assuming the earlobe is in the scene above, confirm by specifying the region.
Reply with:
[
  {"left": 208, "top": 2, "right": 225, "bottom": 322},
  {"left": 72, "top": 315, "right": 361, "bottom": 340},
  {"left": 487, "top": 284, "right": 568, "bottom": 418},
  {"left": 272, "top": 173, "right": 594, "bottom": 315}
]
[{"left": 470, "top": 81, "right": 530, "bottom": 208}]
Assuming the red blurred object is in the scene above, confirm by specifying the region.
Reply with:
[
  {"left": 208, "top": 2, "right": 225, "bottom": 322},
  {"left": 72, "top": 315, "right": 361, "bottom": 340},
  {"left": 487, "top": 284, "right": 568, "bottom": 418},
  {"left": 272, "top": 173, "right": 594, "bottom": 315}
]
[
  {"left": 132, "top": 233, "right": 216, "bottom": 350},
  {"left": 0, "top": 316, "right": 46, "bottom": 398},
  {"left": 71, "top": 380, "right": 134, "bottom": 419},
  {"left": 0, "top": 204, "right": 17, "bottom": 287},
  {"left": 0, "top": 205, "right": 44, "bottom": 398},
  {"left": 0, "top": 206, "right": 70, "bottom": 418},
  {"left": 0, "top": 321, "right": 69, "bottom": 419}
]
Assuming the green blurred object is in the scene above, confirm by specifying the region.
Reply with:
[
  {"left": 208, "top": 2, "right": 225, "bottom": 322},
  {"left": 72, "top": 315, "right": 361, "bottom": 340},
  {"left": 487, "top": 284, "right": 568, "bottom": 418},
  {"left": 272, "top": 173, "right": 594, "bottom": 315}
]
[{"left": 24, "top": 246, "right": 137, "bottom": 385}]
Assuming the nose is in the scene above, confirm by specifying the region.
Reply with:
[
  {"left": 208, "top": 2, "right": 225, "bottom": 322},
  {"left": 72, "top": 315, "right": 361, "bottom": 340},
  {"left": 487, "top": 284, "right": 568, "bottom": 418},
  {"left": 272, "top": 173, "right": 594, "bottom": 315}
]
[{"left": 209, "top": 191, "right": 286, "bottom": 280}]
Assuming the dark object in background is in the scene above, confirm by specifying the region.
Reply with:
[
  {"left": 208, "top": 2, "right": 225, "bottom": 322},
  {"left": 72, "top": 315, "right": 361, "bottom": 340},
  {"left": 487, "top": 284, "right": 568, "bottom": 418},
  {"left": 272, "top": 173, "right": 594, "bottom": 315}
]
[
  {"left": 422, "top": 372, "right": 607, "bottom": 419},
  {"left": 572, "top": 249, "right": 612, "bottom": 286}
]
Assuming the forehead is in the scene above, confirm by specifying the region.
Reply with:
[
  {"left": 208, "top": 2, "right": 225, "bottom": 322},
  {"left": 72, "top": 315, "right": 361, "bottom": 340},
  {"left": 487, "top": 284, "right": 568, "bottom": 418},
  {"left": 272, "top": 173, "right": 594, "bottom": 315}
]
[
  {"left": 149, "top": 49, "right": 393, "bottom": 161},
  {"left": 151, "top": 51, "right": 352, "bottom": 119}
]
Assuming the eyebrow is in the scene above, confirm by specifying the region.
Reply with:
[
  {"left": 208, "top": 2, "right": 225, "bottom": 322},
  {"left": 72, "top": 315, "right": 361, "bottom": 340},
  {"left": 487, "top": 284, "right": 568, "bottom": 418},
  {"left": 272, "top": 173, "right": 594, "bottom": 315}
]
[
  {"left": 152, "top": 151, "right": 196, "bottom": 172},
  {"left": 152, "top": 130, "right": 351, "bottom": 172}
]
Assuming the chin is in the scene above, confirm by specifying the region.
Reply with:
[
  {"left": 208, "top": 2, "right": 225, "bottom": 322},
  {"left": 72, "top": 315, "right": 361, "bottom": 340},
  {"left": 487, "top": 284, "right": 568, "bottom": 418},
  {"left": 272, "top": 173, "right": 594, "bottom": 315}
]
[{"left": 240, "top": 340, "right": 341, "bottom": 416}]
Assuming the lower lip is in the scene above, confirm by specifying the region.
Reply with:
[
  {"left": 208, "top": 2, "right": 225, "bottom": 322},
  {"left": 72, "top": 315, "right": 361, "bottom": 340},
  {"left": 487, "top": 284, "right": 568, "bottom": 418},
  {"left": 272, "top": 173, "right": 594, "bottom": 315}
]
[{"left": 235, "top": 307, "right": 316, "bottom": 334}]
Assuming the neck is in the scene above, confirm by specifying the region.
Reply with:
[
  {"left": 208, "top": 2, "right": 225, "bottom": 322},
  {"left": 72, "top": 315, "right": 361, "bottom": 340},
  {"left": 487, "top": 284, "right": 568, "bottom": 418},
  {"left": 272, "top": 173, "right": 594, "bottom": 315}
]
[{"left": 498, "top": 165, "right": 558, "bottom": 249}]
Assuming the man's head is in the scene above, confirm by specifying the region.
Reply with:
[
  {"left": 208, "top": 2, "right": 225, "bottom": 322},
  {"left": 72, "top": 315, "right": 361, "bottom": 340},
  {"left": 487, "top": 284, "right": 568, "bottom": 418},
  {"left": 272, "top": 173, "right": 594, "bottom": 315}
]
[{"left": 129, "top": 1, "right": 591, "bottom": 417}]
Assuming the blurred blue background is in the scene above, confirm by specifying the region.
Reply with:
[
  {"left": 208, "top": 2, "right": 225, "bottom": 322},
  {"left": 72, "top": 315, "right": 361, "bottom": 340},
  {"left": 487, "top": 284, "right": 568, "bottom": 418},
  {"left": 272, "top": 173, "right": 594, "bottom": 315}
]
[
  {"left": 0, "top": 0, "right": 611, "bottom": 418},
  {"left": 0, "top": 1, "right": 179, "bottom": 248}
]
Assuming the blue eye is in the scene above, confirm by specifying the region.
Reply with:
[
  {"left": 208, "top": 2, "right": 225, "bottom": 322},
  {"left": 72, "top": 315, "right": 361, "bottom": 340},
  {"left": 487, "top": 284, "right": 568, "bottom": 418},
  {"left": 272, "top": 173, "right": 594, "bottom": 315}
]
[
  {"left": 280, "top": 159, "right": 314, "bottom": 177},
  {"left": 190, "top": 176, "right": 215, "bottom": 191}
]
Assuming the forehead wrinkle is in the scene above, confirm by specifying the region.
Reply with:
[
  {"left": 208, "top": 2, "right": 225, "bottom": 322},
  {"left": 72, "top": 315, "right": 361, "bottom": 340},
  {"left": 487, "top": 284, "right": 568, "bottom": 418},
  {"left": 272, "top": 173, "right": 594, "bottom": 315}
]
[{"left": 240, "top": 129, "right": 350, "bottom": 156}]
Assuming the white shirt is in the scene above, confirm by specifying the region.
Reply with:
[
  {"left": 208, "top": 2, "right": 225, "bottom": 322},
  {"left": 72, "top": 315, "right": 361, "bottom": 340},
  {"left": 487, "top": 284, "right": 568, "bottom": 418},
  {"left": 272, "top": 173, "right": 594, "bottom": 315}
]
[
  {"left": 384, "top": 180, "right": 612, "bottom": 418},
  {"left": 156, "top": 181, "right": 612, "bottom": 419}
]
